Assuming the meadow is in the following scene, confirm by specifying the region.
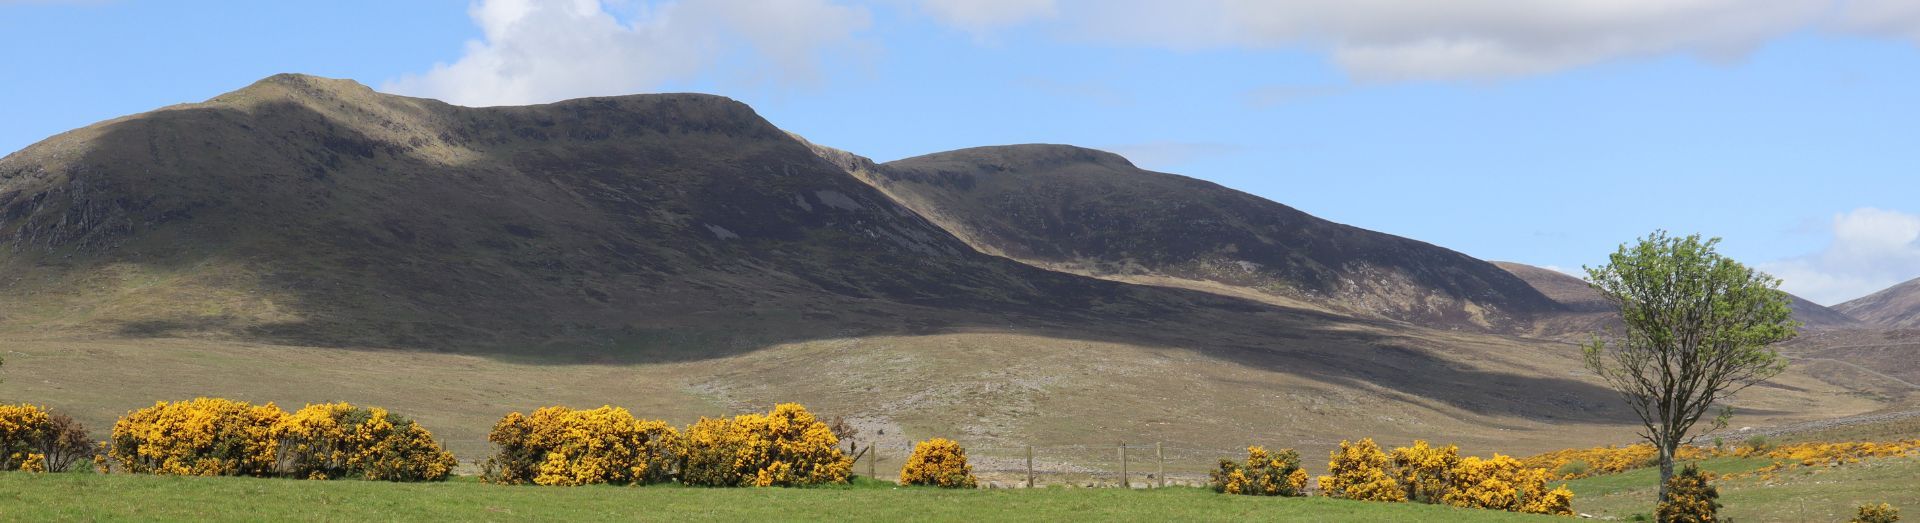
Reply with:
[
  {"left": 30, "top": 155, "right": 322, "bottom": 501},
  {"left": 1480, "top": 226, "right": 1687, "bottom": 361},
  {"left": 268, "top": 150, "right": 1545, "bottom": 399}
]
[{"left": 3, "top": 453, "right": 1915, "bottom": 522}]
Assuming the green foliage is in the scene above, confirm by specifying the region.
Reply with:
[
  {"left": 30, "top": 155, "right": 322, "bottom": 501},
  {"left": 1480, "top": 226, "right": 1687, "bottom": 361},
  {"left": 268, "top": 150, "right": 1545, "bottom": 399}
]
[
  {"left": 1582, "top": 231, "right": 1796, "bottom": 500},
  {"left": 1655, "top": 463, "right": 1720, "bottom": 523},
  {"left": 1554, "top": 460, "right": 1590, "bottom": 478}
]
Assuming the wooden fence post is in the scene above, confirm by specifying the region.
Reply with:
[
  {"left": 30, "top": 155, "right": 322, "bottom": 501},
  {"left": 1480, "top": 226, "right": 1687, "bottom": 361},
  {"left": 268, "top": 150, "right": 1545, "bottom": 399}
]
[
  {"left": 849, "top": 444, "right": 871, "bottom": 480},
  {"left": 869, "top": 444, "right": 877, "bottom": 480},
  {"left": 1118, "top": 442, "right": 1129, "bottom": 488},
  {"left": 1156, "top": 442, "right": 1165, "bottom": 488},
  {"left": 1025, "top": 445, "right": 1035, "bottom": 488}
]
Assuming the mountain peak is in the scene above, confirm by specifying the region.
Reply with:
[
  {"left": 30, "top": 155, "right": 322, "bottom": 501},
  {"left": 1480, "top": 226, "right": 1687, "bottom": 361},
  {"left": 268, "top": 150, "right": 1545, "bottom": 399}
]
[{"left": 210, "top": 73, "right": 380, "bottom": 106}]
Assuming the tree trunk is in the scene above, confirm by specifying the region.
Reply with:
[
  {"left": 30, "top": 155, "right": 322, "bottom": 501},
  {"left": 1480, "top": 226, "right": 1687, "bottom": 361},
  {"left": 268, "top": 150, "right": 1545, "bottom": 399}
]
[{"left": 1656, "top": 443, "right": 1675, "bottom": 504}]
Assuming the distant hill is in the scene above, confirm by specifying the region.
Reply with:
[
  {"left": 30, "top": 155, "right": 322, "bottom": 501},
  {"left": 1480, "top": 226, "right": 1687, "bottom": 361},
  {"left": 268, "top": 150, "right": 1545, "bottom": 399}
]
[
  {"left": 845, "top": 144, "right": 1561, "bottom": 331},
  {"left": 1837, "top": 277, "right": 1920, "bottom": 328},
  {"left": 0, "top": 74, "right": 1255, "bottom": 348},
  {"left": 1491, "top": 261, "right": 1861, "bottom": 331}
]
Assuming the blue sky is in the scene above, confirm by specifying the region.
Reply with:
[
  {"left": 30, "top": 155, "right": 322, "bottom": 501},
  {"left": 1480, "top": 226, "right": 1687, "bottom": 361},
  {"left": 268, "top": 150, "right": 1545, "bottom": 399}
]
[{"left": 4, "top": 0, "right": 1919, "bottom": 304}]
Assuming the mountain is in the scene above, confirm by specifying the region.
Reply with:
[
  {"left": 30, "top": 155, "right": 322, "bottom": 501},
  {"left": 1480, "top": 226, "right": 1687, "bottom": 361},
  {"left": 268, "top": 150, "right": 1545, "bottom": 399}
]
[
  {"left": 0, "top": 74, "right": 1892, "bottom": 470},
  {"left": 839, "top": 144, "right": 1563, "bottom": 331},
  {"left": 1836, "top": 277, "right": 1920, "bottom": 328},
  {"left": 1491, "top": 261, "right": 1862, "bottom": 331},
  {"left": 0, "top": 74, "right": 1242, "bottom": 348}
]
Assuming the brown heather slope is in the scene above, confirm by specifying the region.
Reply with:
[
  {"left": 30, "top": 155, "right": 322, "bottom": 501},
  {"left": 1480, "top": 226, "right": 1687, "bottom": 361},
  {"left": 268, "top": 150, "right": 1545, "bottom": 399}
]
[
  {"left": 0, "top": 75, "right": 1895, "bottom": 473},
  {"left": 845, "top": 144, "right": 1560, "bottom": 331},
  {"left": 1837, "top": 277, "right": 1920, "bottom": 328},
  {"left": 0, "top": 74, "right": 1239, "bottom": 349},
  {"left": 1492, "top": 261, "right": 1862, "bottom": 333}
]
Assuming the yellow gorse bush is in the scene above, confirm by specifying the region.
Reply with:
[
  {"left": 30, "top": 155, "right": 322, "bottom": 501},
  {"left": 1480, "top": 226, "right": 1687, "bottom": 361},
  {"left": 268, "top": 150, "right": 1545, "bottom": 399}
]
[
  {"left": 1441, "top": 453, "right": 1573, "bottom": 516},
  {"left": 1390, "top": 440, "right": 1460, "bottom": 503},
  {"left": 681, "top": 403, "right": 852, "bottom": 487},
  {"left": 1318, "top": 438, "right": 1406, "bottom": 502},
  {"left": 900, "top": 438, "right": 977, "bottom": 488},
  {"left": 1657, "top": 463, "right": 1721, "bottom": 523},
  {"left": 108, "top": 398, "right": 284, "bottom": 477},
  {"left": 1305, "top": 438, "right": 1572, "bottom": 516},
  {"left": 104, "top": 398, "right": 454, "bottom": 481},
  {"left": 1523, "top": 439, "right": 1920, "bottom": 483},
  {"left": 1853, "top": 502, "right": 1900, "bottom": 523},
  {"left": 0, "top": 403, "right": 90, "bottom": 472},
  {"left": 276, "top": 402, "right": 457, "bottom": 482},
  {"left": 0, "top": 403, "right": 54, "bottom": 471},
  {"left": 1521, "top": 443, "right": 1708, "bottom": 480},
  {"left": 1210, "top": 446, "right": 1307, "bottom": 496},
  {"left": 483, "top": 405, "right": 681, "bottom": 486}
]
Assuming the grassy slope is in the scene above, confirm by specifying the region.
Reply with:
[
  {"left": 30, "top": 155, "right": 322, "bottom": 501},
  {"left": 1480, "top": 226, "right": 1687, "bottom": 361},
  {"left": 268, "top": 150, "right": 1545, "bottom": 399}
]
[
  {"left": 0, "top": 473, "right": 1550, "bottom": 522},
  {"left": 1564, "top": 455, "right": 1920, "bottom": 522},
  {"left": 0, "top": 333, "right": 1882, "bottom": 477}
]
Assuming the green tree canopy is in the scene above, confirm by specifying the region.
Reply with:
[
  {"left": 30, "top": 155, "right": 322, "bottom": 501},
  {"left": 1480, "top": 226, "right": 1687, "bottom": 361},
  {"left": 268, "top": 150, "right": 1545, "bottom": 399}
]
[{"left": 1583, "top": 231, "right": 1795, "bottom": 503}]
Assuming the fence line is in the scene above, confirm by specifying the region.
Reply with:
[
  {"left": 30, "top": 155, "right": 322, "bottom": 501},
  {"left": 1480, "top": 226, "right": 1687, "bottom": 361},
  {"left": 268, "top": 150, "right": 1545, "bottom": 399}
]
[{"left": 433, "top": 437, "right": 1283, "bottom": 487}]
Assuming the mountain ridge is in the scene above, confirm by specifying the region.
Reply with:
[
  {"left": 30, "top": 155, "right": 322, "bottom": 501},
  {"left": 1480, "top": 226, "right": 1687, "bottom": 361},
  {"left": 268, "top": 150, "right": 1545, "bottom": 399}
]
[
  {"left": 849, "top": 143, "right": 1564, "bottom": 331},
  {"left": 1492, "top": 261, "right": 1863, "bottom": 331},
  {"left": 1837, "top": 277, "right": 1920, "bottom": 328}
]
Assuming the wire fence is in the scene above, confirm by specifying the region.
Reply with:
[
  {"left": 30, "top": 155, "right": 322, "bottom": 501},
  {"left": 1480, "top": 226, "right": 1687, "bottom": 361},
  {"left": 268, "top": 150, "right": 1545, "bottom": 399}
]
[
  {"left": 432, "top": 438, "right": 1254, "bottom": 487},
  {"left": 833, "top": 441, "right": 1248, "bottom": 488}
]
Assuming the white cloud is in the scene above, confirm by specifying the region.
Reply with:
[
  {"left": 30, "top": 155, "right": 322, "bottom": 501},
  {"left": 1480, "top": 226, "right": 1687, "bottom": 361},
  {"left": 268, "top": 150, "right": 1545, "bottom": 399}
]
[
  {"left": 1763, "top": 208, "right": 1920, "bottom": 305},
  {"left": 1061, "top": 0, "right": 1830, "bottom": 81},
  {"left": 911, "top": 0, "right": 1920, "bottom": 82},
  {"left": 1834, "top": 0, "right": 1920, "bottom": 43},
  {"left": 919, "top": 0, "right": 1055, "bottom": 33},
  {"left": 384, "top": 0, "right": 870, "bottom": 106}
]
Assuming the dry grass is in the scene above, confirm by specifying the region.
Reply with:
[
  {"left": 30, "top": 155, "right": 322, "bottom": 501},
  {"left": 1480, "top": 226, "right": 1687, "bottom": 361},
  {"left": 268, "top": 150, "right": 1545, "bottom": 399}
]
[{"left": 0, "top": 325, "right": 1886, "bottom": 476}]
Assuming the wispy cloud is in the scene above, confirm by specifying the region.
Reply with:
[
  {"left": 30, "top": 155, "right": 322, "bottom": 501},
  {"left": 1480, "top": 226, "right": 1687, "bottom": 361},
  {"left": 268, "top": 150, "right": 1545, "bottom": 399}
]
[
  {"left": 915, "top": 0, "right": 1920, "bottom": 82},
  {"left": 1762, "top": 208, "right": 1920, "bottom": 305},
  {"left": 919, "top": 0, "right": 1057, "bottom": 34},
  {"left": 383, "top": 0, "right": 871, "bottom": 106}
]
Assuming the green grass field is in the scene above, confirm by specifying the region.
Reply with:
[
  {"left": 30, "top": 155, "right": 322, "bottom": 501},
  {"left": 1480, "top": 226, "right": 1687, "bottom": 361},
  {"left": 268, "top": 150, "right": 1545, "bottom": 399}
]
[
  {"left": 3, "top": 454, "right": 1913, "bottom": 521},
  {"left": 0, "top": 474, "right": 1551, "bottom": 522},
  {"left": 1561, "top": 454, "right": 1920, "bottom": 521}
]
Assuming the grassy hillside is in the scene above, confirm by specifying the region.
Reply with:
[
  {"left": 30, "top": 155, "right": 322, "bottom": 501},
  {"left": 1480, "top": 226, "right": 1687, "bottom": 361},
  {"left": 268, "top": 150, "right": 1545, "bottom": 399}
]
[
  {"left": 0, "top": 332, "right": 1882, "bottom": 476},
  {"left": 1838, "top": 277, "right": 1920, "bottom": 328}
]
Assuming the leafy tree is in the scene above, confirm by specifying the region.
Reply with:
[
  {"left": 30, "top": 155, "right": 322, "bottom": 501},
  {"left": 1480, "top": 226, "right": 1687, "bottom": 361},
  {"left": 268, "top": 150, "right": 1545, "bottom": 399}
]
[{"left": 1583, "top": 231, "right": 1795, "bottom": 504}]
